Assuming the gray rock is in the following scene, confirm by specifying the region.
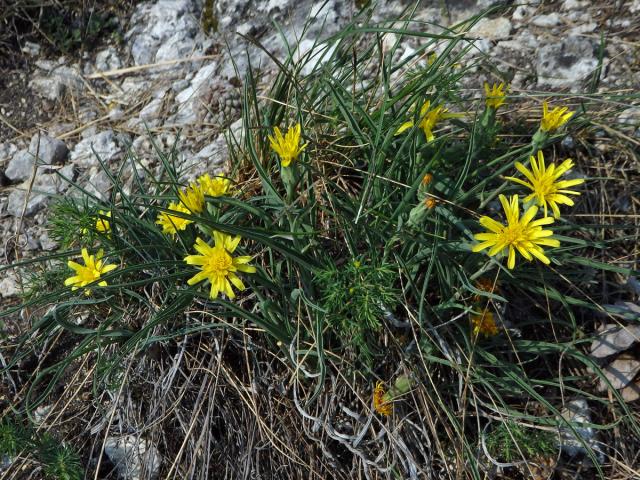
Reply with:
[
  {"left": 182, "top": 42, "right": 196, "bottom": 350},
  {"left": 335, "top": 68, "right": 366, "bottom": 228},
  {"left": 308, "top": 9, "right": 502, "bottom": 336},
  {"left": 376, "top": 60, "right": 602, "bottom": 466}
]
[
  {"left": 33, "top": 405, "right": 53, "bottom": 425},
  {"left": 118, "top": 78, "right": 154, "bottom": 102},
  {"left": 5, "top": 150, "right": 33, "bottom": 182},
  {"left": 172, "top": 62, "right": 219, "bottom": 125},
  {"left": 560, "top": 135, "right": 576, "bottom": 151},
  {"left": 562, "top": 0, "right": 588, "bottom": 9},
  {"left": 104, "top": 435, "right": 161, "bottom": 480},
  {"left": 512, "top": 5, "right": 533, "bottom": 22},
  {"left": 470, "top": 17, "right": 512, "bottom": 41},
  {"left": 536, "top": 36, "right": 599, "bottom": 90},
  {"left": 618, "top": 107, "right": 640, "bottom": 132},
  {"left": 21, "top": 41, "right": 41, "bottom": 56},
  {"left": 126, "top": 0, "right": 207, "bottom": 66},
  {"left": 109, "top": 107, "right": 125, "bottom": 121},
  {"left": 39, "top": 230, "right": 59, "bottom": 251},
  {"left": 558, "top": 398, "right": 604, "bottom": 463},
  {"left": 95, "top": 47, "right": 123, "bottom": 71},
  {"left": 70, "top": 131, "right": 122, "bottom": 169},
  {"left": 6, "top": 173, "right": 62, "bottom": 217},
  {"left": 0, "top": 143, "right": 18, "bottom": 166},
  {"left": 497, "top": 31, "right": 539, "bottom": 52},
  {"left": 570, "top": 22, "right": 597, "bottom": 35},
  {"left": 5, "top": 135, "right": 68, "bottom": 182},
  {"left": 599, "top": 355, "right": 640, "bottom": 391},
  {"left": 29, "top": 65, "right": 84, "bottom": 101},
  {"left": 140, "top": 98, "right": 165, "bottom": 121},
  {"left": 57, "top": 164, "right": 77, "bottom": 187},
  {"left": 28, "top": 134, "right": 68, "bottom": 165},
  {"left": 0, "top": 271, "right": 21, "bottom": 298},
  {"left": 590, "top": 324, "right": 640, "bottom": 359},
  {"left": 532, "top": 13, "right": 562, "bottom": 27},
  {"left": 84, "top": 169, "right": 113, "bottom": 201}
]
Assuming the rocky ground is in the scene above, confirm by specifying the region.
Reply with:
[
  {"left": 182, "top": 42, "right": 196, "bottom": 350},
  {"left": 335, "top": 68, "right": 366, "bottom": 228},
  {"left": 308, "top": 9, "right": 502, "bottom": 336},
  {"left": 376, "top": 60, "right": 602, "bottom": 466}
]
[
  {"left": 1, "top": 0, "right": 639, "bottom": 477},
  {"left": 1, "top": 0, "right": 639, "bottom": 273}
]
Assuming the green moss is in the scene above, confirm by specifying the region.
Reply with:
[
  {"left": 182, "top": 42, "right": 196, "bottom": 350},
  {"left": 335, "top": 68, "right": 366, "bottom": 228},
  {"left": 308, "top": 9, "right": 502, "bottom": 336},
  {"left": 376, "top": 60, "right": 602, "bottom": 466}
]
[{"left": 485, "top": 421, "right": 557, "bottom": 463}]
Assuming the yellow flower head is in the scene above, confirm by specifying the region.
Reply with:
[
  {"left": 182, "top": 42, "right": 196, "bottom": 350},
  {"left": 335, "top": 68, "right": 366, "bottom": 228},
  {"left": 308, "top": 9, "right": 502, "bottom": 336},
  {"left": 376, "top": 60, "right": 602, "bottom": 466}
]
[
  {"left": 472, "top": 194, "right": 560, "bottom": 269},
  {"left": 396, "top": 100, "right": 461, "bottom": 142},
  {"left": 373, "top": 381, "right": 392, "bottom": 416},
  {"left": 471, "top": 309, "right": 499, "bottom": 337},
  {"left": 505, "top": 151, "right": 585, "bottom": 218},
  {"left": 179, "top": 183, "right": 205, "bottom": 214},
  {"left": 268, "top": 123, "right": 308, "bottom": 167},
  {"left": 422, "top": 173, "right": 433, "bottom": 186},
  {"left": 198, "top": 174, "right": 232, "bottom": 197},
  {"left": 540, "top": 101, "right": 573, "bottom": 132},
  {"left": 95, "top": 210, "right": 111, "bottom": 235},
  {"left": 425, "top": 197, "right": 437, "bottom": 209},
  {"left": 484, "top": 82, "right": 507, "bottom": 109},
  {"left": 64, "top": 248, "right": 117, "bottom": 295},
  {"left": 184, "top": 231, "right": 257, "bottom": 300},
  {"left": 156, "top": 201, "right": 193, "bottom": 235}
]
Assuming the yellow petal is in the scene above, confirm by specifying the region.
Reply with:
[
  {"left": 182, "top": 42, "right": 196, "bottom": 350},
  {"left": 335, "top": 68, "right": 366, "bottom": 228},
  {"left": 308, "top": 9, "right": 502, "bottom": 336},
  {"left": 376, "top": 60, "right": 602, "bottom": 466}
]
[{"left": 396, "top": 120, "right": 415, "bottom": 135}]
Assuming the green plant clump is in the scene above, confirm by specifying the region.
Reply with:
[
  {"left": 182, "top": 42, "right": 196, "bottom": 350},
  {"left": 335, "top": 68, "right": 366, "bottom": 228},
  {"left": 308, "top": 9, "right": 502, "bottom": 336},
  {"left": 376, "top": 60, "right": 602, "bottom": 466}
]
[
  {"left": 485, "top": 421, "right": 557, "bottom": 463},
  {"left": 1, "top": 4, "right": 639, "bottom": 478}
]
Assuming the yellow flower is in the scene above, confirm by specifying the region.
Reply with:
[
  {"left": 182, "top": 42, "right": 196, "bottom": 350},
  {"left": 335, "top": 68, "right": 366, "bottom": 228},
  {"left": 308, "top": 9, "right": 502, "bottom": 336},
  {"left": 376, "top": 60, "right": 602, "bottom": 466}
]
[
  {"left": 505, "top": 151, "right": 585, "bottom": 218},
  {"left": 198, "top": 174, "right": 232, "bottom": 197},
  {"left": 422, "top": 173, "right": 433, "bottom": 186},
  {"left": 396, "top": 100, "right": 460, "bottom": 142},
  {"left": 540, "top": 101, "right": 573, "bottom": 132},
  {"left": 471, "top": 309, "right": 499, "bottom": 337},
  {"left": 484, "top": 82, "right": 507, "bottom": 109},
  {"left": 373, "top": 381, "right": 392, "bottom": 416},
  {"left": 472, "top": 194, "right": 560, "bottom": 269},
  {"left": 95, "top": 210, "right": 111, "bottom": 235},
  {"left": 178, "top": 183, "right": 205, "bottom": 214},
  {"left": 64, "top": 248, "right": 117, "bottom": 294},
  {"left": 425, "top": 197, "right": 437, "bottom": 209},
  {"left": 156, "top": 201, "right": 193, "bottom": 235},
  {"left": 268, "top": 123, "right": 308, "bottom": 167},
  {"left": 184, "top": 231, "right": 256, "bottom": 300}
]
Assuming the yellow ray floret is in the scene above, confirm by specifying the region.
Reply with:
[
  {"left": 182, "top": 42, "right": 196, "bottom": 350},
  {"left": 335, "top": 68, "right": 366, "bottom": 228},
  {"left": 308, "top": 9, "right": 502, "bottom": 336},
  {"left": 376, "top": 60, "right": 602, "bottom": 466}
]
[
  {"left": 268, "top": 123, "right": 308, "bottom": 167},
  {"left": 156, "top": 201, "right": 193, "bottom": 235},
  {"left": 373, "top": 381, "right": 392, "bottom": 416},
  {"left": 198, "top": 174, "right": 232, "bottom": 197},
  {"left": 472, "top": 194, "right": 560, "bottom": 269},
  {"left": 95, "top": 210, "right": 111, "bottom": 235},
  {"left": 505, "top": 151, "right": 585, "bottom": 218},
  {"left": 178, "top": 183, "right": 205, "bottom": 214},
  {"left": 64, "top": 248, "right": 117, "bottom": 295},
  {"left": 484, "top": 82, "right": 507, "bottom": 109},
  {"left": 540, "top": 101, "right": 573, "bottom": 132},
  {"left": 396, "top": 100, "right": 461, "bottom": 142},
  {"left": 184, "top": 231, "right": 256, "bottom": 300},
  {"left": 471, "top": 309, "right": 499, "bottom": 337}
]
